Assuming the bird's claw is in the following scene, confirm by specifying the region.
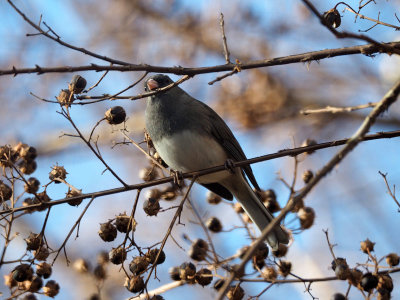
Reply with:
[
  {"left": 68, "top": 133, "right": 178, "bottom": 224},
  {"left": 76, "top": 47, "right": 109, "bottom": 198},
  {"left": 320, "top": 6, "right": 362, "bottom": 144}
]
[
  {"left": 224, "top": 159, "right": 236, "bottom": 174},
  {"left": 170, "top": 170, "right": 184, "bottom": 187}
]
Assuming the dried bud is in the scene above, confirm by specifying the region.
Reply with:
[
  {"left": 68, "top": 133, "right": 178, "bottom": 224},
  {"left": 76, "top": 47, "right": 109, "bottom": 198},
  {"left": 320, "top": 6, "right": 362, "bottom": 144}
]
[
  {"left": 129, "top": 256, "right": 149, "bottom": 275},
  {"left": 26, "top": 276, "right": 43, "bottom": 292},
  {"left": 347, "top": 268, "right": 362, "bottom": 286},
  {"left": 43, "top": 280, "right": 60, "bottom": 297},
  {"left": 73, "top": 258, "right": 90, "bottom": 273},
  {"left": 66, "top": 189, "right": 83, "bottom": 206},
  {"left": 301, "top": 139, "right": 317, "bottom": 154},
  {"left": 214, "top": 279, "right": 225, "bottom": 290},
  {"left": 188, "top": 239, "right": 208, "bottom": 261},
  {"left": 36, "top": 262, "right": 52, "bottom": 279},
  {"left": 323, "top": 8, "right": 341, "bottom": 28},
  {"left": 12, "top": 264, "right": 33, "bottom": 282},
  {"left": 93, "top": 264, "right": 107, "bottom": 280},
  {"left": 253, "top": 242, "right": 269, "bottom": 261},
  {"left": 206, "top": 191, "right": 222, "bottom": 204},
  {"left": 360, "top": 238, "right": 375, "bottom": 254},
  {"left": 278, "top": 260, "right": 292, "bottom": 277},
  {"left": 139, "top": 167, "right": 157, "bottom": 182},
  {"left": 0, "top": 145, "right": 16, "bottom": 167},
  {"left": 291, "top": 198, "right": 305, "bottom": 213},
  {"left": 377, "top": 274, "right": 393, "bottom": 293},
  {"left": 22, "top": 197, "right": 37, "bottom": 213},
  {"left": 298, "top": 207, "right": 315, "bottom": 229},
  {"left": 263, "top": 266, "right": 277, "bottom": 281},
  {"left": 386, "top": 253, "right": 399, "bottom": 267},
  {"left": 143, "top": 198, "right": 160, "bottom": 216},
  {"left": 34, "top": 245, "right": 50, "bottom": 261},
  {"left": 195, "top": 268, "right": 213, "bottom": 286},
  {"left": 57, "top": 89, "right": 74, "bottom": 106},
  {"left": 25, "top": 232, "right": 42, "bottom": 251},
  {"left": 98, "top": 222, "right": 117, "bottom": 242},
  {"left": 97, "top": 251, "right": 109, "bottom": 265},
  {"left": 0, "top": 181, "right": 12, "bottom": 202},
  {"left": 206, "top": 217, "right": 222, "bottom": 232},
  {"left": 24, "top": 177, "right": 40, "bottom": 194},
  {"left": 302, "top": 170, "right": 314, "bottom": 184},
  {"left": 146, "top": 248, "right": 166, "bottom": 265},
  {"left": 360, "top": 272, "right": 378, "bottom": 292},
  {"left": 18, "top": 159, "right": 37, "bottom": 175},
  {"left": 125, "top": 275, "right": 145, "bottom": 293},
  {"left": 115, "top": 213, "right": 136, "bottom": 233},
  {"left": 15, "top": 143, "right": 37, "bottom": 161},
  {"left": 160, "top": 184, "right": 177, "bottom": 201},
  {"left": 234, "top": 203, "right": 244, "bottom": 213},
  {"left": 4, "top": 272, "right": 17, "bottom": 288},
  {"left": 335, "top": 263, "right": 350, "bottom": 280},
  {"left": 22, "top": 294, "right": 38, "bottom": 300},
  {"left": 49, "top": 165, "right": 67, "bottom": 183},
  {"left": 105, "top": 106, "right": 126, "bottom": 125},
  {"left": 263, "top": 196, "right": 281, "bottom": 213},
  {"left": 69, "top": 75, "right": 87, "bottom": 94},
  {"left": 272, "top": 244, "right": 288, "bottom": 258},
  {"left": 331, "top": 258, "right": 348, "bottom": 271},
  {"left": 227, "top": 284, "right": 245, "bottom": 300},
  {"left": 146, "top": 188, "right": 161, "bottom": 200},
  {"left": 169, "top": 267, "right": 181, "bottom": 281},
  {"left": 179, "top": 262, "right": 196, "bottom": 281},
  {"left": 109, "top": 247, "right": 127, "bottom": 265},
  {"left": 331, "top": 293, "right": 346, "bottom": 300}
]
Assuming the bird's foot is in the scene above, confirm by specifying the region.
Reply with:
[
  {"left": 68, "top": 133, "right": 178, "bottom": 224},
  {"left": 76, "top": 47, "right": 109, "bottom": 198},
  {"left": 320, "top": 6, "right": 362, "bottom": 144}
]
[
  {"left": 224, "top": 159, "right": 236, "bottom": 174},
  {"left": 170, "top": 169, "right": 184, "bottom": 187}
]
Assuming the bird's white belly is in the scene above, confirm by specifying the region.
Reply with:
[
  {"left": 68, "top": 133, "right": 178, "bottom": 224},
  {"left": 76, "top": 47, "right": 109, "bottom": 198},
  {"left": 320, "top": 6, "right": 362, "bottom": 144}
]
[{"left": 153, "top": 130, "right": 230, "bottom": 183}]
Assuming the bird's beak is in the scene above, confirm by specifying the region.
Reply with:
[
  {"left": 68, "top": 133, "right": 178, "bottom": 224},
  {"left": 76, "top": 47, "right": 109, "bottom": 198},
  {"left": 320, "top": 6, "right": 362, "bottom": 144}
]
[{"left": 147, "top": 79, "right": 159, "bottom": 91}]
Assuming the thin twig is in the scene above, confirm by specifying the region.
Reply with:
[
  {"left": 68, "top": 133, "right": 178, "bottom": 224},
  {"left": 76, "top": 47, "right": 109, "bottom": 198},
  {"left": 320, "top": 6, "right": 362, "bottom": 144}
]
[
  {"left": 219, "top": 13, "right": 231, "bottom": 64},
  {"left": 300, "top": 102, "right": 378, "bottom": 115}
]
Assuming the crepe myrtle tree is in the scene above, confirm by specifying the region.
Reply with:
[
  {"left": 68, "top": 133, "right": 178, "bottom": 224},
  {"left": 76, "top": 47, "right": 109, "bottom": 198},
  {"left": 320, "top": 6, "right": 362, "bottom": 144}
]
[{"left": 1, "top": 1, "right": 400, "bottom": 300}]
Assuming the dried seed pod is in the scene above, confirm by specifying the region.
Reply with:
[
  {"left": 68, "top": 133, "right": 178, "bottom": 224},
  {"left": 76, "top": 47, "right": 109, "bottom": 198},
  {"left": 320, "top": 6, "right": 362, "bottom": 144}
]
[
  {"left": 331, "top": 293, "right": 346, "bottom": 300},
  {"left": 278, "top": 260, "right": 292, "bottom": 277},
  {"left": 188, "top": 239, "right": 209, "bottom": 261},
  {"left": 36, "top": 262, "right": 52, "bottom": 279},
  {"left": 331, "top": 258, "right": 348, "bottom": 271},
  {"left": 98, "top": 222, "right": 117, "bottom": 242},
  {"left": 129, "top": 256, "right": 149, "bottom": 275},
  {"left": 143, "top": 198, "right": 160, "bottom": 216},
  {"left": 0, "top": 145, "right": 17, "bottom": 167},
  {"left": 18, "top": 159, "right": 37, "bottom": 175},
  {"left": 253, "top": 242, "right": 269, "bottom": 261},
  {"left": 109, "top": 247, "right": 127, "bottom": 265},
  {"left": 73, "top": 258, "right": 90, "bottom": 273},
  {"left": 25, "top": 232, "right": 42, "bottom": 251},
  {"left": 49, "top": 165, "right": 67, "bottom": 183},
  {"left": 57, "top": 89, "right": 74, "bottom": 106},
  {"left": 0, "top": 181, "right": 12, "bottom": 202},
  {"left": 93, "top": 264, "right": 107, "bottom": 280},
  {"left": 160, "top": 184, "right": 177, "bottom": 201},
  {"left": 263, "top": 266, "right": 277, "bottom": 281},
  {"left": 15, "top": 143, "right": 37, "bottom": 161},
  {"left": 125, "top": 275, "right": 145, "bottom": 293},
  {"left": 233, "top": 203, "right": 244, "bottom": 213},
  {"left": 150, "top": 295, "right": 164, "bottom": 300},
  {"left": 360, "top": 272, "right": 378, "bottom": 292},
  {"left": 169, "top": 267, "right": 181, "bottom": 281},
  {"left": 97, "top": 251, "right": 109, "bottom": 265},
  {"left": 22, "top": 294, "right": 38, "bottom": 300},
  {"left": 227, "top": 284, "right": 245, "bottom": 300},
  {"left": 66, "top": 189, "right": 83, "bottom": 206},
  {"left": 291, "top": 198, "right": 305, "bottom": 213},
  {"left": 105, "top": 106, "right": 126, "bottom": 125},
  {"left": 115, "top": 213, "right": 135, "bottom": 233},
  {"left": 301, "top": 139, "right": 317, "bottom": 154},
  {"left": 302, "top": 170, "right": 314, "bottom": 184},
  {"left": 272, "top": 244, "right": 288, "bottom": 258},
  {"left": 377, "top": 274, "right": 393, "bottom": 293},
  {"left": 298, "top": 207, "right": 315, "bottom": 229},
  {"left": 139, "top": 167, "right": 157, "bottom": 182},
  {"left": 26, "top": 276, "right": 43, "bottom": 292},
  {"left": 206, "top": 217, "right": 222, "bottom": 232},
  {"left": 335, "top": 263, "right": 350, "bottom": 280},
  {"left": 69, "top": 75, "right": 87, "bottom": 94},
  {"left": 34, "top": 245, "right": 50, "bottom": 261},
  {"left": 214, "top": 279, "right": 225, "bottom": 290},
  {"left": 323, "top": 8, "right": 341, "bottom": 28},
  {"left": 195, "top": 268, "right": 212, "bottom": 286},
  {"left": 146, "top": 248, "right": 166, "bottom": 265},
  {"left": 12, "top": 264, "right": 33, "bottom": 282},
  {"left": 179, "top": 262, "right": 196, "bottom": 281},
  {"left": 236, "top": 246, "right": 249, "bottom": 259},
  {"left": 24, "top": 177, "right": 40, "bottom": 194},
  {"left": 43, "top": 280, "right": 60, "bottom": 297},
  {"left": 146, "top": 188, "right": 161, "bottom": 200},
  {"left": 4, "top": 272, "right": 17, "bottom": 288},
  {"left": 360, "top": 238, "right": 375, "bottom": 254},
  {"left": 264, "top": 196, "right": 281, "bottom": 213},
  {"left": 347, "top": 268, "right": 362, "bottom": 286},
  {"left": 206, "top": 191, "right": 222, "bottom": 205},
  {"left": 386, "top": 253, "right": 399, "bottom": 267}
]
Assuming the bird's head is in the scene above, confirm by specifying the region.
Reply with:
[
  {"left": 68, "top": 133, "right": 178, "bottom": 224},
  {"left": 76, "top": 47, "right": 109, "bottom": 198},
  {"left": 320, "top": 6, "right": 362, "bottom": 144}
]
[{"left": 144, "top": 74, "right": 174, "bottom": 92}]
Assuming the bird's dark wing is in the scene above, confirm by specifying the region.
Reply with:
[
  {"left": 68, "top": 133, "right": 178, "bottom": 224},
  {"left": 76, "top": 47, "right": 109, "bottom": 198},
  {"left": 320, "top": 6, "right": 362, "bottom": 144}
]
[{"left": 200, "top": 183, "right": 233, "bottom": 200}]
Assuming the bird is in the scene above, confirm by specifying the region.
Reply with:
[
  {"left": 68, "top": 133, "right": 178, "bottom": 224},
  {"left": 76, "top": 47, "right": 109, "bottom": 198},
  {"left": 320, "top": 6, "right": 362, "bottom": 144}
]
[{"left": 144, "top": 74, "right": 289, "bottom": 249}]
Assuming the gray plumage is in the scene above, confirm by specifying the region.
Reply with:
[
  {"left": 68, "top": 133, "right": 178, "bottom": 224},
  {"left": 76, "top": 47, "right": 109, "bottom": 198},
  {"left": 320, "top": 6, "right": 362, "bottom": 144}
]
[{"left": 144, "top": 74, "right": 289, "bottom": 249}]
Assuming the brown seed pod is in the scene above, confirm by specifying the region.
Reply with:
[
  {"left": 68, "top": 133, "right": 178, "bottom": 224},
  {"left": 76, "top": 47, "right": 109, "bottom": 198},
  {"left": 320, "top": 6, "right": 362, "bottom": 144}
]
[
  {"left": 125, "top": 275, "right": 145, "bottom": 293},
  {"left": 43, "top": 280, "right": 60, "bottom": 297},
  {"left": 323, "top": 8, "right": 341, "bottom": 28},
  {"left": 169, "top": 267, "right": 181, "bottom": 281},
  {"left": 105, "top": 106, "right": 126, "bottom": 125},
  {"left": 233, "top": 202, "right": 244, "bottom": 214},
  {"left": 69, "top": 75, "right": 87, "bottom": 94},
  {"left": 12, "top": 264, "right": 33, "bottom": 282},
  {"left": 347, "top": 268, "right": 362, "bottom": 286},
  {"left": 57, "top": 89, "right": 75, "bottom": 106},
  {"left": 109, "top": 247, "right": 127, "bottom": 265},
  {"left": 179, "top": 262, "right": 196, "bottom": 281},
  {"left": 195, "top": 268, "right": 213, "bottom": 286},
  {"left": 264, "top": 196, "right": 281, "bottom": 213},
  {"left": 377, "top": 274, "right": 393, "bottom": 293},
  {"left": 335, "top": 263, "right": 350, "bottom": 280},
  {"left": 206, "top": 191, "right": 222, "bottom": 205},
  {"left": 298, "top": 207, "right": 315, "bottom": 229},
  {"left": 301, "top": 139, "right": 317, "bottom": 154},
  {"left": 14, "top": 143, "right": 37, "bottom": 161},
  {"left": 96, "top": 251, "right": 109, "bottom": 265},
  {"left": 93, "top": 264, "right": 107, "bottom": 280},
  {"left": 227, "top": 284, "right": 245, "bottom": 300},
  {"left": 263, "top": 266, "right": 277, "bottom": 281},
  {"left": 49, "top": 165, "right": 67, "bottom": 183},
  {"left": 386, "top": 253, "right": 399, "bottom": 267},
  {"left": 25, "top": 232, "right": 42, "bottom": 251},
  {"left": 360, "top": 272, "right": 378, "bottom": 292},
  {"left": 302, "top": 170, "right": 314, "bottom": 184},
  {"left": 4, "top": 272, "right": 17, "bottom": 288},
  {"left": 18, "top": 159, "right": 37, "bottom": 175},
  {"left": 272, "top": 244, "right": 288, "bottom": 258},
  {"left": 278, "top": 260, "right": 292, "bottom": 277},
  {"left": 360, "top": 238, "right": 375, "bottom": 254},
  {"left": 26, "top": 276, "right": 43, "bottom": 292},
  {"left": 36, "top": 262, "right": 52, "bottom": 279},
  {"left": 146, "top": 188, "right": 161, "bottom": 200},
  {"left": 66, "top": 189, "right": 83, "bottom": 206},
  {"left": 24, "top": 177, "right": 40, "bottom": 194},
  {"left": 0, "top": 145, "right": 17, "bottom": 167},
  {"left": 188, "top": 239, "right": 209, "bottom": 261},
  {"left": 129, "top": 256, "right": 149, "bottom": 275},
  {"left": 98, "top": 222, "right": 117, "bottom": 242},
  {"left": 143, "top": 197, "right": 160, "bottom": 216},
  {"left": 139, "top": 167, "right": 157, "bottom": 182},
  {"left": 115, "top": 213, "right": 136, "bottom": 233},
  {"left": 206, "top": 217, "right": 222, "bottom": 232},
  {"left": 146, "top": 248, "right": 166, "bottom": 265},
  {"left": 73, "top": 258, "right": 90, "bottom": 273},
  {"left": 34, "top": 245, "right": 50, "bottom": 261},
  {"left": 0, "top": 181, "right": 12, "bottom": 202}
]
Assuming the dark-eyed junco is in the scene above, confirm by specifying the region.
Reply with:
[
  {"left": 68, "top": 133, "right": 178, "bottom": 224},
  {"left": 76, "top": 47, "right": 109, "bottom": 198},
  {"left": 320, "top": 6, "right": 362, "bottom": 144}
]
[{"left": 144, "top": 74, "right": 289, "bottom": 249}]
